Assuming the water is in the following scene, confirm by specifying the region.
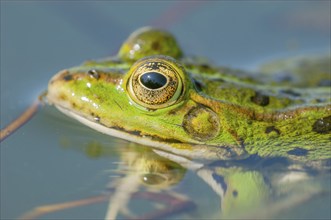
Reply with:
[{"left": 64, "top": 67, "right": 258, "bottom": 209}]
[{"left": 1, "top": 1, "right": 330, "bottom": 219}]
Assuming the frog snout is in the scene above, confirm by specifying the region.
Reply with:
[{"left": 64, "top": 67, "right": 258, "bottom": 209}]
[{"left": 49, "top": 69, "right": 70, "bottom": 85}]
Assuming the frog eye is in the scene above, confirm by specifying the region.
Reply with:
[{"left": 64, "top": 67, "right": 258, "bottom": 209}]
[
  {"left": 118, "top": 27, "right": 183, "bottom": 61},
  {"left": 140, "top": 170, "right": 184, "bottom": 188},
  {"left": 140, "top": 173, "right": 167, "bottom": 186},
  {"left": 140, "top": 72, "right": 167, "bottom": 89},
  {"left": 127, "top": 56, "right": 185, "bottom": 109}
]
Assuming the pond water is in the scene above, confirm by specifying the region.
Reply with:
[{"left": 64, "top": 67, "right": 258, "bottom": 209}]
[{"left": 1, "top": 1, "right": 330, "bottom": 219}]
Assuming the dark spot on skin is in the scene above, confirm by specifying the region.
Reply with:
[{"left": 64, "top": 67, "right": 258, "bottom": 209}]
[
  {"left": 200, "top": 64, "right": 212, "bottom": 70},
  {"left": 281, "top": 89, "right": 301, "bottom": 97},
  {"left": 59, "top": 94, "right": 67, "bottom": 101},
  {"left": 88, "top": 69, "right": 100, "bottom": 80},
  {"left": 212, "top": 173, "right": 227, "bottom": 194},
  {"left": 193, "top": 79, "right": 203, "bottom": 92},
  {"left": 312, "top": 115, "right": 331, "bottom": 134},
  {"left": 63, "top": 74, "right": 73, "bottom": 81},
  {"left": 232, "top": 190, "right": 238, "bottom": 198},
  {"left": 318, "top": 79, "right": 331, "bottom": 87},
  {"left": 250, "top": 92, "right": 269, "bottom": 106},
  {"left": 265, "top": 126, "right": 280, "bottom": 135},
  {"left": 314, "top": 98, "right": 325, "bottom": 103},
  {"left": 90, "top": 112, "right": 100, "bottom": 122},
  {"left": 167, "top": 108, "right": 178, "bottom": 115},
  {"left": 287, "top": 148, "right": 308, "bottom": 156},
  {"left": 151, "top": 41, "right": 160, "bottom": 50}
]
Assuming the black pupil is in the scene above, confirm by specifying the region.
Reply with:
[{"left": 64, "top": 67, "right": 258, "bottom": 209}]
[{"left": 140, "top": 72, "right": 167, "bottom": 89}]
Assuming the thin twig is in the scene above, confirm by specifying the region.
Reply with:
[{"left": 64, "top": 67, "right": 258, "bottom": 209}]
[{"left": 0, "top": 98, "right": 41, "bottom": 142}]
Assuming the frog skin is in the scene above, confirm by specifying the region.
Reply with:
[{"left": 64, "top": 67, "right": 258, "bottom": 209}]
[{"left": 47, "top": 27, "right": 331, "bottom": 162}]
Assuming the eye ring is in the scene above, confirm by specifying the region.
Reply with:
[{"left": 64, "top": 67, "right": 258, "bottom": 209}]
[{"left": 127, "top": 55, "right": 185, "bottom": 109}]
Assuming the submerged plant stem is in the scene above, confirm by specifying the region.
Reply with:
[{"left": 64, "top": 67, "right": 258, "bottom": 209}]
[{"left": 18, "top": 195, "right": 109, "bottom": 220}]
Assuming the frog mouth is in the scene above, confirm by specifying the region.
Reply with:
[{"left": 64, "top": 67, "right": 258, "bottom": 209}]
[{"left": 53, "top": 105, "right": 246, "bottom": 161}]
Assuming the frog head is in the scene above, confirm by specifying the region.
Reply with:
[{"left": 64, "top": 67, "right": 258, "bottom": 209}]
[
  {"left": 47, "top": 27, "right": 245, "bottom": 160},
  {"left": 47, "top": 27, "right": 331, "bottom": 162}
]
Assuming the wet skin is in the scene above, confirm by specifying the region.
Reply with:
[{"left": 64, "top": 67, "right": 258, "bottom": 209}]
[{"left": 47, "top": 27, "right": 331, "bottom": 162}]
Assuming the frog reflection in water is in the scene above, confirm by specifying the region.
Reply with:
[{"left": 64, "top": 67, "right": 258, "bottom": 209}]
[
  {"left": 28, "top": 141, "right": 320, "bottom": 219},
  {"left": 111, "top": 145, "right": 272, "bottom": 219},
  {"left": 43, "top": 27, "right": 331, "bottom": 218}
]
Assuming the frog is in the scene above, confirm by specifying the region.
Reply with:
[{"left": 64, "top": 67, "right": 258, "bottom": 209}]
[{"left": 46, "top": 26, "right": 331, "bottom": 163}]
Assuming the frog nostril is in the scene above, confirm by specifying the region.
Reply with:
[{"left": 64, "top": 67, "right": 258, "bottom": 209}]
[
  {"left": 250, "top": 92, "right": 270, "bottom": 106},
  {"left": 63, "top": 74, "right": 73, "bottom": 81},
  {"left": 52, "top": 70, "right": 70, "bottom": 82},
  {"left": 88, "top": 69, "right": 100, "bottom": 80},
  {"left": 56, "top": 70, "right": 72, "bottom": 82}
]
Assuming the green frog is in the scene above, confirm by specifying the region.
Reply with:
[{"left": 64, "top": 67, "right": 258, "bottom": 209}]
[{"left": 47, "top": 27, "right": 331, "bottom": 162}]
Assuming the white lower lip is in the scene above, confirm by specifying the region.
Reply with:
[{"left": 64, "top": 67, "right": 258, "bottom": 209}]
[{"left": 53, "top": 105, "right": 208, "bottom": 159}]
